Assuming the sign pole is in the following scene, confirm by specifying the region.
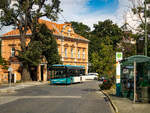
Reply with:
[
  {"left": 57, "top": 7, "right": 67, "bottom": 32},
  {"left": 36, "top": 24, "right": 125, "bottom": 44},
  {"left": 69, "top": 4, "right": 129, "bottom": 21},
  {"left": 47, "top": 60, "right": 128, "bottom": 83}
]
[
  {"left": 116, "top": 52, "right": 123, "bottom": 96},
  {"left": 133, "top": 61, "right": 137, "bottom": 103}
]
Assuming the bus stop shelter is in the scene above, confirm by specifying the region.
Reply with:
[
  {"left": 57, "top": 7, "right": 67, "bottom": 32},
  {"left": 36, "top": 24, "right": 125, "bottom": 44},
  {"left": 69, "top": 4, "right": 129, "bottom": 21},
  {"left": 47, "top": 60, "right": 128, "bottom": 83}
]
[{"left": 121, "top": 55, "right": 150, "bottom": 102}]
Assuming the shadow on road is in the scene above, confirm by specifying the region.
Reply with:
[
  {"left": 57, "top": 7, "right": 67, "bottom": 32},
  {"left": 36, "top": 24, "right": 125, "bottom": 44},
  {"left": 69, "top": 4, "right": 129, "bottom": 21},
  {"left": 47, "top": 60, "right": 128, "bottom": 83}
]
[{"left": 82, "top": 88, "right": 98, "bottom": 92}]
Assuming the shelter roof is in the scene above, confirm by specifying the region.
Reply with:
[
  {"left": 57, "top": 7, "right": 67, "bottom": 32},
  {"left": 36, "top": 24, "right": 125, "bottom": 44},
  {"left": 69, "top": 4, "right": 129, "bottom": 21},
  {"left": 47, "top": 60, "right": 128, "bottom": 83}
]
[{"left": 121, "top": 55, "right": 150, "bottom": 65}]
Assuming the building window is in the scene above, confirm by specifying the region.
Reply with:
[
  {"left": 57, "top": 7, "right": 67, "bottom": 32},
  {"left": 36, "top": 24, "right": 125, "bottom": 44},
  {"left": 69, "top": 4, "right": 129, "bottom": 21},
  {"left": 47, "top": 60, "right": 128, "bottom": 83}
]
[
  {"left": 65, "top": 48, "right": 67, "bottom": 57},
  {"left": 11, "top": 48, "right": 15, "bottom": 57},
  {"left": 78, "top": 49, "right": 80, "bottom": 58},
  {"left": 83, "top": 49, "right": 85, "bottom": 59},
  {"left": 71, "top": 48, "right": 73, "bottom": 58}
]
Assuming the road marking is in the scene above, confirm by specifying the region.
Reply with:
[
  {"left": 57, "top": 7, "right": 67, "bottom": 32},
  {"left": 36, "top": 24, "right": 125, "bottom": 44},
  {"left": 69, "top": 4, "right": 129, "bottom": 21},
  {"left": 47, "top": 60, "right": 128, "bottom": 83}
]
[
  {"left": 0, "top": 96, "right": 82, "bottom": 106},
  {"left": 20, "top": 96, "right": 82, "bottom": 99}
]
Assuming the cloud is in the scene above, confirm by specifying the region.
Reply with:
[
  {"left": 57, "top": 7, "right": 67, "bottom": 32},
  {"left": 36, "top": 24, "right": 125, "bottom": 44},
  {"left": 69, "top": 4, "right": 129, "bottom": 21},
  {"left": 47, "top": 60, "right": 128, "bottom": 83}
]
[
  {"left": 58, "top": 0, "right": 131, "bottom": 29},
  {"left": 0, "top": 0, "right": 131, "bottom": 35}
]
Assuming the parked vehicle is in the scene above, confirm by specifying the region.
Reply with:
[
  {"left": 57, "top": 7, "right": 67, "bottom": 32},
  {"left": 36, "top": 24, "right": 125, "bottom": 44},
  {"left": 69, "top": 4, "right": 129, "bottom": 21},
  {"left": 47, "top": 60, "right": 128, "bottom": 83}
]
[{"left": 85, "top": 73, "right": 98, "bottom": 80}]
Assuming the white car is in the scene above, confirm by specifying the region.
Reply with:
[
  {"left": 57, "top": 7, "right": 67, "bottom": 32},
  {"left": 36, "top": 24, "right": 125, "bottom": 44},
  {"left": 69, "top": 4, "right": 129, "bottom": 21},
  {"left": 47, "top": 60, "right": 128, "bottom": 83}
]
[{"left": 85, "top": 73, "right": 98, "bottom": 80}]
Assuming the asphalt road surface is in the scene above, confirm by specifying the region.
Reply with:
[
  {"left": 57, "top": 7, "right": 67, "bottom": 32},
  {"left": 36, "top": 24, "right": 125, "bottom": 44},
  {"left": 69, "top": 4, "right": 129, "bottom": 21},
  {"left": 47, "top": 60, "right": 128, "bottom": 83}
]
[{"left": 0, "top": 81, "right": 113, "bottom": 113}]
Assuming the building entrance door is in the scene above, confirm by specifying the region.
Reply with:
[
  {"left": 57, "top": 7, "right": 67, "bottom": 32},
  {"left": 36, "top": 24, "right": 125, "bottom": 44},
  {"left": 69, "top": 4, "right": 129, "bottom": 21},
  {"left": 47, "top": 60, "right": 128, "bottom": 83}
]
[{"left": 41, "top": 65, "right": 44, "bottom": 81}]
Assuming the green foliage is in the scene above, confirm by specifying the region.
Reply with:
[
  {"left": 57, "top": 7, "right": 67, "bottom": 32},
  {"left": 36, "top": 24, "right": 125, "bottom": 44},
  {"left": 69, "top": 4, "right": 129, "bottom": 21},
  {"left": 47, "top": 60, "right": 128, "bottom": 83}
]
[
  {"left": 92, "top": 20, "right": 123, "bottom": 47},
  {"left": 18, "top": 24, "right": 61, "bottom": 66},
  {"left": 0, "top": 0, "right": 8, "bottom": 9},
  {"left": 18, "top": 41, "right": 42, "bottom": 66},
  {"left": 0, "top": 0, "right": 61, "bottom": 81},
  {"left": 70, "top": 21, "right": 91, "bottom": 38},
  {"left": 99, "top": 79, "right": 113, "bottom": 90},
  {"left": 0, "top": 40, "right": 8, "bottom": 69},
  {"left": 88, "top": 20, "right": 123, "bottom": 78},
  {"left": 0, "top": 0, "right": 61, "bottom": 62},
  {"left": 0, "top": 0, "right": 61, "bottom": 27},
  {"left": 91, "top": 38, "right": 115, "bottom": 78},
  {"left": 0, "top": 0, "right": 61, "bottom": 50},
  {"left": 32, "top": 24, "right": 61, "bottom": 66}
]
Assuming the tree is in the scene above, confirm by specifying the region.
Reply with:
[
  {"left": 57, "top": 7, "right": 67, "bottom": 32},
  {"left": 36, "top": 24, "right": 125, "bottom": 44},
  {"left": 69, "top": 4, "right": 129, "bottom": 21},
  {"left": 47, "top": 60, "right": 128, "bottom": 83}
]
[
  {"left": 0, "top": 0, "right": 9, "bottom": 9},
  {"left": 129, "top": 0, "right": 150, "bottom": 56},
  {"left": 31, "top": 24, "right": 61, "bottom": 66},
  {"left": 70, "top": 21, "right": 91, "bottom": 38},
  {"left": 0, "top": 40, "right": 8, "bottom": 70},
  {"left": 91, "top": 37, "right": 115, "bottom": 78},
  {"left": 88, "top": 20, "right": 123, "bottom": 79},
  {"left": 88, "top": 19, "right": 123, "bottom": 61},
  {"left": 91, "top": 19, "right": 123, "bottom": 48},
  {"left": 117, "top": 29, "right": 137, "bottom": 57},
  {"left": 0, "top": 0, "right": 61, "bottom": 81},
  {"left": 18, "top": 24, "right": 61, "bottom": 80}
]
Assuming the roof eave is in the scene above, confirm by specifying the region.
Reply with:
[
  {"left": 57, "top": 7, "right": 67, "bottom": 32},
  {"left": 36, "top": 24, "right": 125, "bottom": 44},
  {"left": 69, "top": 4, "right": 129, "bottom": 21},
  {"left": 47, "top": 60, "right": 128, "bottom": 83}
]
[{"left": 0, "top": 33, "right": 90, "bottom": 42}]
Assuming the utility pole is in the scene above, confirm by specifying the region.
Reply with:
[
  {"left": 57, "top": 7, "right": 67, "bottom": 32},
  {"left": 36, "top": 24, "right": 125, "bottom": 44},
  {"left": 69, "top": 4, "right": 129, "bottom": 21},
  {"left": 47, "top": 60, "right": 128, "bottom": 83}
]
[{"left": 144, "top": 1, "right": 148, "bottom": 56}]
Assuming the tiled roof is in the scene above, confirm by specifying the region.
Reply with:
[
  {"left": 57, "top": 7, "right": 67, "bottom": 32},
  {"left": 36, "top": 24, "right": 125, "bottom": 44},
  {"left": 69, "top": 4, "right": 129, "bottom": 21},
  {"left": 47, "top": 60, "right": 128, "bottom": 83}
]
[{"left": 3, "top": 19, "right": 88, "bottom": 41}]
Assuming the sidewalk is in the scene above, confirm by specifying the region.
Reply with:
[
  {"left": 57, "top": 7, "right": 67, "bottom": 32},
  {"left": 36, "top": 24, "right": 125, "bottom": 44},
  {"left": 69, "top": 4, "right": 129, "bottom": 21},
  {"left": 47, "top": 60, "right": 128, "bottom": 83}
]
[
  {"left": 110, "top": 95, "right": 150, "bottom": 113},
  {"left": 0, "top": 81, "right": 49, "bottom": 93},
  {"left": 102, "top": 87, "right": 150, "bottom": 113}
]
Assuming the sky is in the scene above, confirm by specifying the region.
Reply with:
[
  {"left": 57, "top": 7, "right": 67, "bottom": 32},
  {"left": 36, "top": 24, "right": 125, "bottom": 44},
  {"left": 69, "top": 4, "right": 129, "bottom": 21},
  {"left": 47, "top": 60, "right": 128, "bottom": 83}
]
[
  {"left": 57, "top": 0, "right": 131, "bottom": 29},
  {"left": 0, "top": 0, "right": 131, "bottom": 35}
]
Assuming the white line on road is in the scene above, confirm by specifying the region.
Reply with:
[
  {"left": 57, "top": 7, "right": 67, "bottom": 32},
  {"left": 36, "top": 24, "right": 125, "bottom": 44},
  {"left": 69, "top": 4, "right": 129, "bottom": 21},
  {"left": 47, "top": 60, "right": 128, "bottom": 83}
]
[
  {"left": 0, "top": 96, "right": 82, "bottom": 105},
  {"left": 19, "top": 96, "right": 82, "bottom": 99}
]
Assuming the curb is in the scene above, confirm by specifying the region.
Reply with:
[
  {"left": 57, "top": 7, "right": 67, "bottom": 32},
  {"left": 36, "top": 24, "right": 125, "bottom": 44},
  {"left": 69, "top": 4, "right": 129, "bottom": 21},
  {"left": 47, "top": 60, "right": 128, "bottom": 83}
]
[{"left": 101, "top": 90, "right": 119, "bottom": 113}]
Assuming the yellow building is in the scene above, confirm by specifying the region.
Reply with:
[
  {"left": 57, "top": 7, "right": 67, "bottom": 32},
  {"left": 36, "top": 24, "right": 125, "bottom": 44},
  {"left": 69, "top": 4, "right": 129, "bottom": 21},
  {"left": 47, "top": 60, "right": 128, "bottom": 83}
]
[{"left": 0, "top": 19, "right": 89, "bottom": 83}]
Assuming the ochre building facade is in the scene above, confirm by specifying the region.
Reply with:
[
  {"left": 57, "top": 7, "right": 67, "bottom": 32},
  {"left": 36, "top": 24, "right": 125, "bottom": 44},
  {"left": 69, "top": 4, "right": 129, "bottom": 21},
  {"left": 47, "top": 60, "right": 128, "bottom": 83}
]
[{"left": 0, "top": 19, "right": 89, "bottom": 83}]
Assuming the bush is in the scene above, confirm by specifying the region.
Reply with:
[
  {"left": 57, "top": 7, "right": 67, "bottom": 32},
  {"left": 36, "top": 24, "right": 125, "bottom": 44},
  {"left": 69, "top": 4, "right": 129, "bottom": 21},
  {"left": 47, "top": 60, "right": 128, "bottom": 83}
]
[{"left": 99, "top": 79, "right": 113, "bottom": 90}]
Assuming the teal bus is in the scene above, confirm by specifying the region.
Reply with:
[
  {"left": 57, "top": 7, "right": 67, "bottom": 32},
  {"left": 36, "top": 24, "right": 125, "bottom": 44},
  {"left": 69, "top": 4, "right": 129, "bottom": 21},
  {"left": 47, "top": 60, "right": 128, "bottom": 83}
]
[{"left": 48, "top": 64, "right": 85, "bottom": 84}]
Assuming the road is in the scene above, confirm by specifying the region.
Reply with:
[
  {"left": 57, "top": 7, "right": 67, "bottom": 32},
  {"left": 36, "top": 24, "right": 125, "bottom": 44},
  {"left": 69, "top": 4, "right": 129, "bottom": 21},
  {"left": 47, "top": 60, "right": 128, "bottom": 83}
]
[{"left": 0, "top": 81, "right": 113, "bottom": 113}]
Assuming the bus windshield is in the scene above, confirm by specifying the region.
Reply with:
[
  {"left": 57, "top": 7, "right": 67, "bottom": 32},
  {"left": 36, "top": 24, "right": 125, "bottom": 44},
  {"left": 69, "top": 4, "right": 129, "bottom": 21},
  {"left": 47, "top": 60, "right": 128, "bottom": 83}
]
[{"left": 50, "top": 69, "right": 66, "bottom": 79}]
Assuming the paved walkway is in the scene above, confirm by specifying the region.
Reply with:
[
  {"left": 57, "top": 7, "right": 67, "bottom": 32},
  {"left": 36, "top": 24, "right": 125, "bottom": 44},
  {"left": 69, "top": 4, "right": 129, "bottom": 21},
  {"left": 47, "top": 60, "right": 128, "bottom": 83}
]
[
  {"left": 103, "top": 87, "right": 150, "bottom": 113},
  {"left": 110, "top": 95, "right": 150, "bottom": 113},
  {"left": 0, "top": 81, "right": 49, "bottom": 93}
]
